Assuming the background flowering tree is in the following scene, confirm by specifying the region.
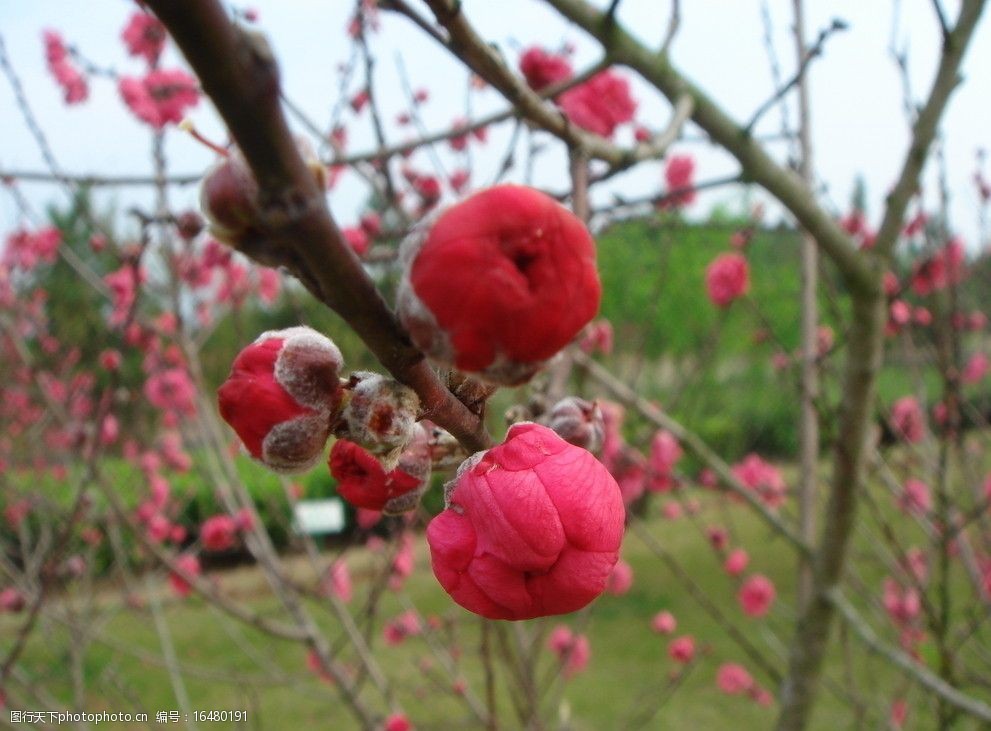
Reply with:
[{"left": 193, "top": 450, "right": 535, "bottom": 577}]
[{"left": 1, "top": 1, "right": 990, "bottom": 730}]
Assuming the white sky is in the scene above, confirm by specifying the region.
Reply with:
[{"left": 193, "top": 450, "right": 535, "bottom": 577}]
[{"left": 1, "top": 1, "right": 989, "bottom": 250}]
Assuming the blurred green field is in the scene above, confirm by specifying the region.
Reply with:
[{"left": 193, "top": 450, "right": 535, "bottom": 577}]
[{"left": 9, "top": 464, "right": 989, "bottom": 731}]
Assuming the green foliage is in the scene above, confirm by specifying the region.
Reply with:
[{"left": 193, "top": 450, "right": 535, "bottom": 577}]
[{"left": 594, "top": 217, "right": 844, "bottom": 458}]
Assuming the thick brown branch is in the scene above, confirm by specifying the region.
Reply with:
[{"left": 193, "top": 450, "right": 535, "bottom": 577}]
[{"left": 144, "top": 0, "right": 491, "bottom": 453}]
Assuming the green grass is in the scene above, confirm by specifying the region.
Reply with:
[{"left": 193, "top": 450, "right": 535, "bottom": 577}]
[{"left": 9, "top": 475, "right": 989, "bottom": 731}]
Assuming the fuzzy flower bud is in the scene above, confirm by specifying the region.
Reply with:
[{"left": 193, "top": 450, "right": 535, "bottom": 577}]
[
  {"left": 547, "top": 397, "right": 604, "bottom": 453},
  {"left": 337, "top": 371, "right": 420, "bottom": 463},
  {"left": 427, "top": 422, "right": 624, "bottom": 620},
  {"left": 397, "top": 185, "right": 601, "bottom": 385},
  {"left": 329, "top": 423, "right": 431, "bottom": 515},
  {"left": 200, "top": 138, "right": 325, "bottom": 253},
  {"left": 218, "top": 327, "right": 343, "bottom": 473}
]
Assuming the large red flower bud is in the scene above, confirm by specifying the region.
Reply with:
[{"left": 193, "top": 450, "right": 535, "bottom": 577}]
[
  {"left": 218, "top": 327, "right": 343, "bottom": 473},
  {"left": 427, "top": 422, "right": 624, "bottom": 620},
  {"left": 329, "top": 423, "right": 431, "bottom": 514},
  {"left": 397, "top": 185, "right": 601, "bottom": 385}
]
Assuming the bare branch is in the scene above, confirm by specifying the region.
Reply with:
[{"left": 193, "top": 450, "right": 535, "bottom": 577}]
[
  {"left": 829, "top": 588, "right": 991, "bottom": 722},
  {"left": 745, "top": 17, "right": 848, "bottom": 138},
  {"left": 143, "top": 0, "right": 492, "bottom": 453},
  {"left": 571, "top": 350, "right": 812, "bottom": 556},
  {"left": 402, "top": 0, "right": 692, "bottom": 169},
  {"left": 541, "top": 0, "right": 875, "bottom": 297},
  {"left": 874, "top": 0, "right": 986, "bottom": 257},
  {"left": 660, "top": 0, "right": 681, "bottom": 54}
]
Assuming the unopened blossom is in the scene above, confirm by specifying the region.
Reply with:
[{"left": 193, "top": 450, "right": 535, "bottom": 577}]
[
  {"left": 427, "top": 423, "right": 624, "bottom": 620},
  {"left": 200, "top": 514, "right": 238, "bottom": 552},
  {"left": 218, "top": 327, "right": 344, "bottom": 473},
  {"left": 329, "top": 424, "right": 431, "bottom": 515},
  {"left": 0, "top": 587, "right": 25, "bottom": 613},
  {"left": 899, "top": 478, "right": 931, "bottom": 516},
  {"left": 651, "top": 610, "right": 677, "bottom": 635},
  {"left": 716, "top": 663, "right": 754, "bottom": 695},
  {"left": 119, "top": 69, "right": 199, "bottom": 129},
  {"left": 731, "top": 454, "right": 787, "bottom": 509},
  {"left": 169, "top": 554, "right": 201, "bottom": 598},
  {"left": 121, "top": 12, "right": 166, "bottom": 64},
  {"left": 547, "top": 397, "right": 604, "bottom": 453},
  {"left": 705, "top": 253, "right": 749, "bottom": 308},
  {"left": 890, "top": 396, "right": 925, "bottom": 443},
  {"left": 606, "top": 558, "right": 634, "bottom": 595},
  {"left": 738, "top": 574, "right": 776, "bottom": 617},
  {"left": 662, "top": 155, "right": 697, "bottom": 208},
  {"left": 559, "top": 70, "right": 637, "bottom": 139},
  {"left": 962, "top": 352, "right": 989, "bottom": 384},
  {"left": 547, "top": 625, "right": 591, "bottom": 677},
  {"left": 518, "top": 47, "right": 572, "bottom": 91},
  {"left": 668, "top": 635, "right": 696, "bottom": 663},
  {"left": 42, "top": 30, "right": 88, "bottom": 104},
  {"left": 724, "top": 548, "right": 749, "bottom": 577},
  {"left": 397, "top": 185, "right": 600, "bottom": 385},
  {"left": 648, "top": 429, "right": 682, "bottom": 492},
  {"left": 383, "top": 610, "right": 422, "bottom": 646}
]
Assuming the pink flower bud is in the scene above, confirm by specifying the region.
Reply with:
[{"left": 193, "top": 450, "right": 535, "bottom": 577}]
[
  {"left": 738, "top": 574, "right": 776, "bottom": 617},
  {"left": 360, "top": 212, "right": 382, "bottom": 238},
  {"left": 962, "top": 352, "right": 989, "bottom": 384},
  {"left": 547, "top": 397, "right": 604, "bottom": 453},
  {"left": 519, "top": 47, "right": 573, "bottom": 91},
  {"left": 547, "top": 625, "right": 591, "bottom": 677},
  {"left": 705, "top": 253, "right": 749, "bottom": 308},
  {"left": 384, "top": 714, "right": 413, "bottom": 731},
  {"left": 724, "top": 548, "right": 749, "bottom": 576},
  {"left": 218, "top": 327, "right": 344, "bottom": 473},
  {"left": 890, "top": 396, "right": 925, "bottom": 444},
  {"left": 200, "top": 514, "right": 238, "bottom": 552},
  {"left": 668, "top": 635, "right": 695, "bottom": 663},
  {"left": 648, "top": 429, "right": 682, "bottom": 492},
  {"left": 175, "top": 210, "right": 204, "bottom": 240},
  {"left": 0, "top": 587, "right": 25, "bottom": 613},
  {"left": 426, "top": 422, "right": 624, "bottom": 620},
  {"left": 606, "top": 558, "right": 634, "bottom": 595},
  {"left": 397, "top": 185, "right": 601, "bottom": 385},
  {"left": 338, "top": 372, "right": 420, "bottom": 461},
  {"left": 200, "top": 150, "right": 259, "bottom": 246},
  {"left": 717, "top": 663, "right": 754, "bottom": 695},
  {"left": 200, "top": 139, "right": 324, "bottom": 249},
  {"left": 323, "top": 560, "right": 352, "bottom": 603},
  {"left": 169, "top": 554, "right": 201, "bottom": 598},
  {"left": 651, "top": 610, "right": 676, "bottom": 634}
]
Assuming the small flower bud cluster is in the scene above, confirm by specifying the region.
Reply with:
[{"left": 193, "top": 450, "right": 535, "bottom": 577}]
[{"left": 218, "top": 327, "right": 431, "bottom": 514}]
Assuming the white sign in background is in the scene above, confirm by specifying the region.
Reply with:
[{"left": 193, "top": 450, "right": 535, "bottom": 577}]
[{"left": 292, "top": 499, "right": 346, "bottom": 535}]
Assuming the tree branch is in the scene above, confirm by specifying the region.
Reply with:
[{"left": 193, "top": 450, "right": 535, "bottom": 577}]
[
  {"left": 571, "top": 350, "right": 812, "bottom": 557},
  {"left": 873, "top": 0, "right": 986, "bottom": 258},
  {"left": 541, "top": 0, "right": 876, "bottom": 297},
  {"left": 143, "top": 0, "right": 491, "bottom": 454},
  {"left": 408, "top": 0, "right": 691, "bottom": 168},
  {"left": 745, "top": 17, "right": 847, "bottom": 136}
]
